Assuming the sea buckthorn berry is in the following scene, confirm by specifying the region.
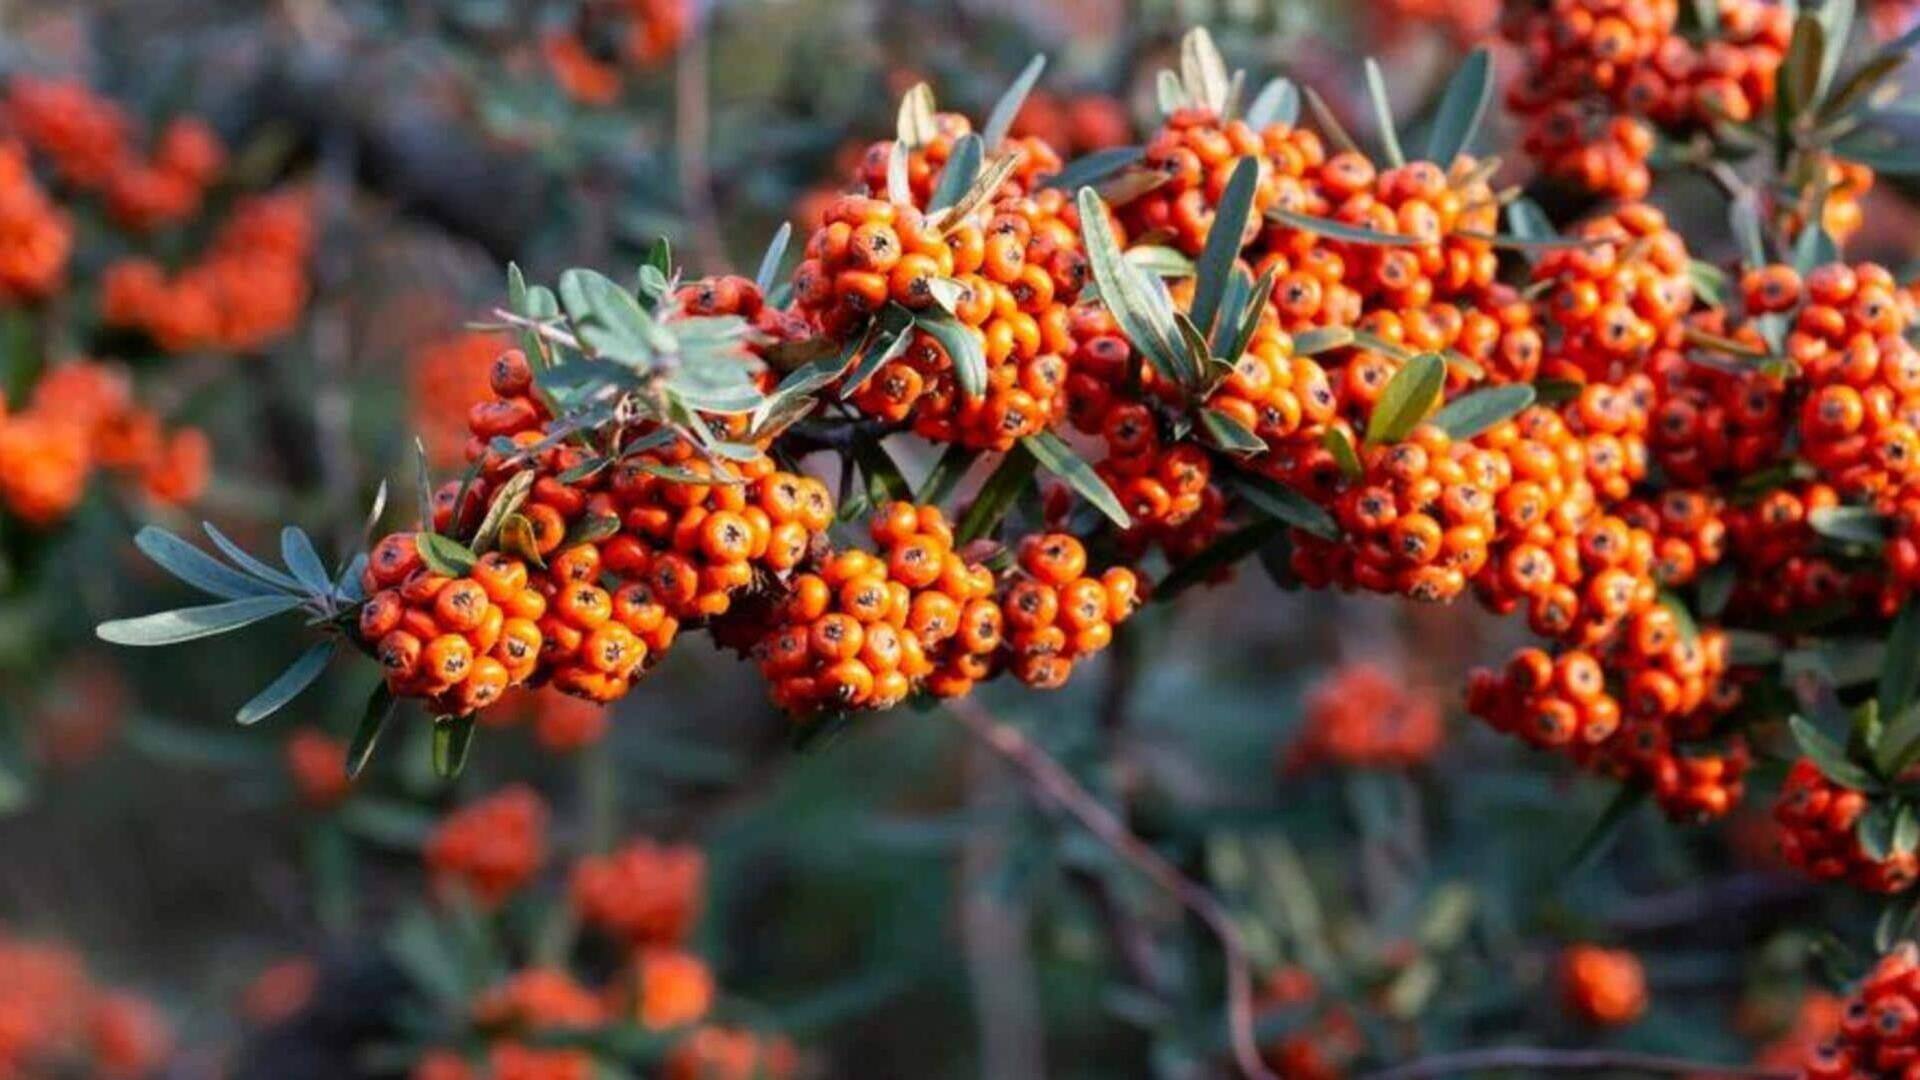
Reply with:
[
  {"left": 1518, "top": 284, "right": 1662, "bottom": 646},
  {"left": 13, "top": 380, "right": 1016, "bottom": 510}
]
[
  {"left": 423, "top": 785, "right": 548, "bottom": 907},
  {"left": 1559, "top": 944, "right": 1647, "bottom": 1027},
  {"left": 1775, "top": 757, "right": 1919, "bottom": 894}
]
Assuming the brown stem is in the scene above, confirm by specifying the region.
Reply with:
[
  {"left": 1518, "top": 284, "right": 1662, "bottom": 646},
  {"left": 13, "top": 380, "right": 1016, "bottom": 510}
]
[
  {"left": 1360, "top": 1047, "right": 1794, "bottom": 1080},
  {"left": 946, "top": 697, "right": 1278, "bottom": 1080}
]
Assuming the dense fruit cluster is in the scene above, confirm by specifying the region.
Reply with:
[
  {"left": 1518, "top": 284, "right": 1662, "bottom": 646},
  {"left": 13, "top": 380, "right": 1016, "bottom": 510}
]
[
  {"left": 99, "top": 190, "right": 313, "bottom": 353},
  {"left": 1802, "top": 943, "right": 1920, "bottom": 1078},
  {"left": 1255, "top": 966, "right": 1366, "bottom": 1080},
  {"left": 571, "top": 839, "right": 705, "bottom": 950},
  {"left": 0, "top": 138, "right": 70, "bottom": 303},
  {"left": 1558, "top": 943, "right": 1648, "bottom": 1027},
  {"left": 1009, "top": 90, "right": 1132, "bottom": 157},
  {"left": 1283, "top": 661, "right": 1444, "bottom": 771},
  {"left": 422, "top": 784, "right": 549, "bottom": 907},
  {"left": 0, "top": 927, "right": 172, "bottom": 1080},
  {"left": 1504, "top": 0, "right": 1790, "bottom": 199},
  {"left": 4, "top": 76, "right": 225, "bottom": 233},
  {"left": 1773, "top": 758, "right": 1919, "bottom": 893},
  {"left": 0, "top": 360, "right": 208, "bottom": 527}
]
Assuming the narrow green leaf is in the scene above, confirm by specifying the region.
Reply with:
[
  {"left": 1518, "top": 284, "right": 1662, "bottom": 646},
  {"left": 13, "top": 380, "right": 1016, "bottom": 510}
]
[
  {"left": 1730, "top": 190, "right": 1770, "bottom": 268},
  {"left": 431, "top": 715, "right": 477, "bottom": 780},
  {"left": 1781, "top": 15, "right": 1827, "bottom": 129},
  {"left": 1024, "top": 431, "right": 1130, "bottom": 530},
  {"left": 1430, "top": 384, "right": 1535, "bottom": 440},
  {"left": 1123, "top": 245, "right": 1196, "bottom": 279},
  {"left": 1156, "top": 520, "right": 1283, "bottom": 600},
  {"left": 896, "top": 83, "right": 938, "bottom": 148},
  {"left": 1077, "top": 187, "right": 1191, "bottom": 386},
  {"left": 927, "top": 134, "right": 985, "bottom": 213},
  {"left": 1897, "top": 803, "right": 1920, "bottom": 857},
  {"left": 1364, "top": 353, "right": 1447, "bottom": 445},
  {"left": 1424, "top": 47, "right": 1492, "bottom": 164},
  {"left": 1860, "top": 800, "right": 1897, "bottom": 860},
  {"left": 1303, "top": 86, "right": 1359, "bottom": 155},
  {"left": 97, "top": 595, "right": 303, "bottom": 647},
  {"left": 1815, "top": 0, "right": 1856, "bottom": 103},
  {"left": 754, "top": 223, "right": 793, "bottom": 295},
  {"left": 1363, "top": 59, "right": 1404, "bottom": 166},
  {"left": 1323, "top": 427, "right": 1364, "bottom": 480},
  {"left": 237, "top": 641, "right": 336, "bottom": 725},
  {"left": 135, "top": 526, "right": 277, "bottom": 599},
  {"left": 1220, "top": 262, "right": 1279, "bottom": 367},
  {"left": 1244, "top": 78, "right": 1301, "bottom": 129},
  {"left": 1505, "top": 198, "right": 1557, "bottom": 244},
  {"left": 1179, "top": 27, "right": 1231, "bottom": 115},
  {"left": 1209, "top": 267, "right": 1253, "bottom": 357},
  {"left": 203, "top": 522, "right": 303, "bottom": 591},
  {"left": 916, "top": 444, "right": 978, "bottom": 505},
  {"left": 914, "top": 312, "right": 988, "bottom": 400},
  {"left": 1227, "top": 471, "right": 1339, "bottom": 541},
  {"left": 1561, "top": 785, "right": 1649, "bottom": 877},
  {"left": 956, "top": 446, "right": 1038, "bottom": 544},
  {"left": 984, "top": 55, "right": 1048, "bottom": 150},
  {"left": 1267, "top": 208, "right": 1417, "bottom": 246},
  {"left": 1790, "top": 715, "right": 1882, "bottom": 790},
  {"left": 1876, "top": 896, "right": 1920, "bottom": 953},
  {"left": 853, "top": 439, "right": 912, "bottom": 505},
  {"left": 469, "top": 470, "right": 535, "bottom": 553},
  {"left": 839, "top": 327, "right": 914, "bottom": 399},
  {"left": 1689, "top": 260, "right": 1729, "bottom": 308},
  {"left": 280, "top": 526, "right": 332, "bottom": 595},
  {"left": 1043, "top": 146, "right": 1144, "bottom": 192},
  {"left": 1808, "top": 505, "right": 1890, "bottom": 547},
  {"left": 415, "top": 533, "right": 479, "bottom": 577},
  {"left": 1198, "top": 409, "right": 1265, "bottom": 456},
  {"left": 1294, "top": 327, "right": 1356, "bottom": 356},
  {"left": 1881, "top": 601, "right": 1920, "bottom": 722},
  {"left": 1190, "top": 157, "right": 1259, "bottom": 337}
]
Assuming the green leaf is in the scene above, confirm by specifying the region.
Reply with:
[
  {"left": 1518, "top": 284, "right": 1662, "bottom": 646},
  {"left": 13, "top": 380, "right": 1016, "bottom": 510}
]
[
  {"left": 1532, "top": 379, "right": 1583, "bottom": 405},
  {"left": 896, "top": 83, "right": 938, "bottom": 148},
  {"left": 1227, "top": 471, "right": 1339, "bottom": 541},
  {"left": 1323, "top": 427, "right": 1364, "bottom": 481},
  {"left": 984, "top": 55, "right": 1048, "bottom": 150},
  {"left": 1881, "top": 601, "right": 1920, "bottom": 722},
  {"left": 914, "top": 312, "right": 988, "bottom": 400},
  {"left": 956, "top": 446, "right": 1037, "bottom": 544},
  {"left": 415, "top": 533, "right": 479, "bottom": 577},
  {"left": 97, "top": 594, "right": 303, "bottom": 647},
  {"left": 348, "top": 683, "right": 395, "bottom": 780},
  {"left": 1218, "top": 262, "right": 1278, "bottom": 368},
  {"left": 1505, "top": 198, "right": 1557, "bottom": 244},
  {"left": 1244, "top": 78, "right": 1301, "bottom": 129},
  {"left": 203, "top": 522, "right": 304, "bottom": 592},
  {"left": 1658, "top": 589, "right": 1701, "bottom": 644},
  {"left": 1077, "top": 187, "right": 1193, "bottom": 387},
  {"left": 281, "top": 527, "right": 334, "bottom": 597},
  {"left": 1362, "top": 59, "right": 1404, "bottom": 166},
  {"left": 1190, "top": 157, "right": 1259, "bottom": 337},
  {"left": 1430, "top": 384, "right": 1535, "bottom": 440},
  {"left": 1819, "top": 48, "right": 1908, "bottom": 122},
  {"left": 1303, "top": 85, "right": 1359, "bottom": 155},
  {"left": 1831, "top": 134, "right": 1920, "bottom": 175},
  {"left": 853, "top": 439, "right": 912, "bottom": 505},
  {"left": 1780, "top": 15, "right": 1827, "bottom": 129},
  {"left": 1730, "top": 190, "right": 1770, "bottom": 268},
  {"left": 754, "top": 222, "right": 792, "bottom": 295},
  {"left": 1861, "top": 800, "right": 1897, "bottom": 860},
  {"left": 135, "top": 526, "right": 277, "bottom": 599},
  {"left": 1157, "top": 520, "right": 1283, "bottom": 599},
  {"left": 1689, "top": 260, "right": 1729, "bottom": 307},
  {"left": 839, "top": 327, "right": 914, "bottom": 399},
  {"left": 432, "top": 714, "right": 477, "bottom": 780},
  {"left": 1179, "top": 27, "right": 1231, "bottom": 115},
  {"left": 1208, "top": 267, "right": 1253, "bottom": 357},
  {"left": 1815, "top": 0, "right": 1856, "bottom": 103},
  {"left": 1043, "top": 146, "right": 1144, "bottom": 192},
  {"left": 1808, "top": 505, "right": 1890, "bottom": 547},
  {"left": 1562, "top": 785, "right": 1649, "bottom": 877},
  {"left": 1123, "top": 245, "right": 1196, "bottom": 279},
  {"left": 1876, "top": 896, "right": 1920, "bottom": 953},
  {"left": 1790, "top": 715, "right": 1881, "bottom": 790},
  {"left": 927, "top": 134, "right": 985, "bottom": 213},
  {"left": 1267, "top": 208, "right": 1417, "bottom": 246},
  {"left": 469, "top": 471, "right": 535, "bottom": 553},
  {"left": 558, "top": 268, "right": 663, "bottom": 368},
  {"left": 1424, "top": 47, "right": 1492, "bottom": 164},
  {"left": 917, "top": 444, "right": 978, "bottom": 505},
  {"left": 1365, "top": 353, "right": 1447, "bottom": 445},
  {"left": 1024, "top": 431, "right": 1130, "bottom": 530},
  {"left": 1294, "top": 327, "right": 1356, "bottom": 356},
  {"left": 237, "top": 641, "right": 336, "bottom": 725},
  {"left": 1793, "top": 217, "right": 1838, "bottom": 277},
  {"left": 1198, "top": 409, "right": 1265, "bottom": 456},
  {"left": 1897, "top": 803, "right": 1920, "bottom": 857}
]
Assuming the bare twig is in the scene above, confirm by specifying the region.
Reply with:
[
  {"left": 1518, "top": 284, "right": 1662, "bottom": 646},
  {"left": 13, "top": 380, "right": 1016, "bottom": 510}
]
[
  {"left": 1361, "top": 1047, "right": 1794, "bottom": 1080},
  {"left": 946, "top": 697, "right": 1278, "bottom": 1080}
]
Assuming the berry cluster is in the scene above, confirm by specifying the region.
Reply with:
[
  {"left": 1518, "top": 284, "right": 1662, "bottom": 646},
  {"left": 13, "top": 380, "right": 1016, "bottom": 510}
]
[
  {"left": 422, "top": 784, "right": 550, "bottom": 907},
  {"left": 4, "top": 76, "right": 226, "bottom": 233},
  {"left": 1802, "top": 943, "right": 1920, "bottom": 1078},
  {"left": 100, "top": 190, "right": 314, "bottom": 354},
  {"left": 0, "top": 927, "right": 172, "bottom": 1080},
  {"left": 1504, "top": 0, "right": 1790, "bottom": 199},
  {"left": 571, "top": 839, "right": 705, "bottom": 950},
  {"left": 1774, "top": 757, "right": 1919, "bottom": 893},
  {"left": 0, "top": 138, "right": 70, "bottom": 303},
  {"left": 0, "top": 360, "right": 208, "bottom": 527},
  {"left": 1283, "top": 661, "right": 1445, "bottom": 771}
]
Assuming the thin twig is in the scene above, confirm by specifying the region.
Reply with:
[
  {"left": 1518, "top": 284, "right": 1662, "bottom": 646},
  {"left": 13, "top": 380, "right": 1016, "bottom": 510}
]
[
  {"left": 1360, "top": 1047, "right": 1794, "bottom": 1080},
  {"left": 946, "top": 697, "right": 1278, "bottom": 1080}
]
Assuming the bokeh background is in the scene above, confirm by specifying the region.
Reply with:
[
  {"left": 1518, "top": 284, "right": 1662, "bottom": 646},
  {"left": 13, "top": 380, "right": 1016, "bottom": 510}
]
[{"left": 1, "top": 1, "right": 1918, "bottom": 1078}]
